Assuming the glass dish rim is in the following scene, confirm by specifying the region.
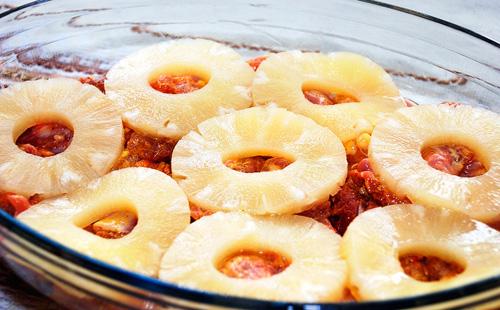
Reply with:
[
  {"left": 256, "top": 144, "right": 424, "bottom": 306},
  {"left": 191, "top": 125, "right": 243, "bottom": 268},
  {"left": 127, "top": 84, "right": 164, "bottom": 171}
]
[{"left": 0, "top": 0, "right": 499, "bottom": 308}]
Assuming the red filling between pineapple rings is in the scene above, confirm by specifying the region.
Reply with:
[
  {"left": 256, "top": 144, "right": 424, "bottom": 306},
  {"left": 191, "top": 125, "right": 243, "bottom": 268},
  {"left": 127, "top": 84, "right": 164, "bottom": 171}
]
[{"left": 0, "top": 56, "right": 487, "bottom": 281}]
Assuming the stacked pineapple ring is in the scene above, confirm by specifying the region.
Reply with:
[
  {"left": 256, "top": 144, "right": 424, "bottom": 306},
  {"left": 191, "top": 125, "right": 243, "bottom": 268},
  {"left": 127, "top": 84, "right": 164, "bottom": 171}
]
[
  {"left": 171, "top": 106, "right": 348, "bottom": 215},
  {"left": 0, "top": 78, "right": 123, "bottom": 197},
  {"left": 105, "top": 39, "right": 255, "bottom": 138},
  {"left": 18, "top": 168, "right": 191, "bottom": 276},
  {"left": 342, "top": 204, "right": 500, "bottom": 300},
  {"left": 369, "top": 104, "right": 500, "bottom": 224},
  {"left": 252, "top": 51, "right": 405, "bottom": 143}
]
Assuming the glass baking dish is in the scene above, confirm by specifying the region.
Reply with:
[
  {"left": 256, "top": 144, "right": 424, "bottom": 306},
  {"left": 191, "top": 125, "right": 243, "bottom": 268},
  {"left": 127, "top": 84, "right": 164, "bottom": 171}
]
[{"left": 0, "top": 0, "right": 499, "bottom": 308}]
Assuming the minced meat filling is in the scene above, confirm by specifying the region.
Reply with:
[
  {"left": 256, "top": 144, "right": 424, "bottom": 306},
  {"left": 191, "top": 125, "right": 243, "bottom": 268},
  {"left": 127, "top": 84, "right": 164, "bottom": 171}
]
[
  {"left": 112, "top": 126, "right": 176, "bottom": 175},
  {"left": 218, "top": 250, "right": 290, "bottom": 280},
  {"left": 422, "top": 144, "right": 486, "bottom": 177},
  {"left": 150, "top": 74, "right": 206, "bottom": 94},
  {"left": 330, "top": 158, "right": 410, "bottom": 235},
  {"left": 399, "top": 254, "right": 464, "bottom": 282},
  {"left": 224, "top": 156, "right": 291, "bottom": 173},
  {"left": 16, "top": 122, "right": 73, "bottom": 157}
]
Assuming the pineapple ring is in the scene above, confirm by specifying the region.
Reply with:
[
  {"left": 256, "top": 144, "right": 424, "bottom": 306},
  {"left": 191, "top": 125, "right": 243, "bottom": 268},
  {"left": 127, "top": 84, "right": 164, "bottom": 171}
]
[
  {"left": 342, "top": 204, "right": 500, "bottom": 300},
  {"left": 18, "top": 167, "right": 191, "bottom": 276},
  {"left": 171, "top": 106, "right": 347, "bottom": 215},
  {"left": 105, "top": 39, "right": 255, "bottom": 139},
  {"left": 160, "top": 212, "right": 347, "bottom": 302},
  {"left": 252, "top": 51, "right": 405, "bottom": 143},
  {"left": 369, "top": 105, "right": 500, "bottom": 224},
  {"left": 0, "top": 78, "right": 123, "bottom": 197}
]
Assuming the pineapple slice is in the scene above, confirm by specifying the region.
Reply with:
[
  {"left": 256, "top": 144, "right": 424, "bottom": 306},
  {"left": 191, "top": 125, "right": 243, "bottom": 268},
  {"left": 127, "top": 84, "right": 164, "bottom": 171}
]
[
  {"left": 0, "top": 78, "right": 123, "bottom": 197},
  {"left": 252, "top": 51, "right": 404, "bottom": 142},
  {"left": 171, "top": 106, "right": 347, "bottom": 215},
  {"left": 342, "top": 204, "right": 500, "bottom": 300},
  {"left": 160, "top": 212, "right": 347, "bottom": 302},
  {"left": 369, "top": 105, "right": 500, "bottom": 224},
  {"left": 105, "top": 39, "right": 255, "bottom": 139},
  {"left": 18, "top": 167, "right": 191, "bottom": 276}
]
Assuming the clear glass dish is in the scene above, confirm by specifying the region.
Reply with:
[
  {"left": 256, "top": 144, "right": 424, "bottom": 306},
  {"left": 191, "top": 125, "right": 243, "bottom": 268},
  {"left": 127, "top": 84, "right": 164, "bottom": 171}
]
[{"left": 0, "top": 0, "right": 499, "bottom": 309}]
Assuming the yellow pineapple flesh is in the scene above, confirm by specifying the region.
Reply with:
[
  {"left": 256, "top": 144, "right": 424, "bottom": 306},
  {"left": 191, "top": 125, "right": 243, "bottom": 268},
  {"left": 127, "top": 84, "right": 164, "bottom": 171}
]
[
  {"left": 160, "top": 212, "right": 347, "bottom": 302},
  {"left": 18, "top": 167, "right": 191, "bottom": 276},
  {"left": 369, "top": 104, "right": 500, "bottom": 224},
  {"left": 252, "top": 51, "right": 404, "bottom": 142},
  {"left": 0, "top": 78, "right": 123, "bottom": 197},
  {"left": 171, "top": 106, "right": 347, "bottom": 215},
  {"left": 341, "top": 204, "right": 500, "bottom": 300},
  {"left": 105, "top": 39, "right": 255, "bottom": 139}
]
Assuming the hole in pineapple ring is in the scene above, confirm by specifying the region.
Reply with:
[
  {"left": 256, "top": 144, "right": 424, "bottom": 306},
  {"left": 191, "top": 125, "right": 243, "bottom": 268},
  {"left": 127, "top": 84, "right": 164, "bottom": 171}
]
[
  {"left": 148, "top": 64, "right": 210, "bottom": 94},
  {"left": 398, "top": 246, "right": 465, "bottom": 282},
  {"left": 13, "top": 113, "right": 74, "bottom": 158},
  {"left": 223, "top": 150, "right": 295, "bottom": 173},
  {"left": 73, "top": 200, "right": 138, "bottom": 239},
  {"left": 420, "top": 136, "right": 488, "bottom": 177},
  {"left": 217, "top": 249, "right": 291, "bottom": 280},
  {"left": 302, "top": 81, "right": 359, "bottom": 106}
]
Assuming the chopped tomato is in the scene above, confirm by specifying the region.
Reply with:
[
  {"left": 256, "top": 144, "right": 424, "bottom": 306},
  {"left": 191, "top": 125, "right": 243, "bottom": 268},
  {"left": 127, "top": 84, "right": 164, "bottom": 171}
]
[
  {"left": 0, "top": 193, "right": 30, "bottom": 216},
  {"left": 246, "top": 55, "right": 268, "bottom": 71}
]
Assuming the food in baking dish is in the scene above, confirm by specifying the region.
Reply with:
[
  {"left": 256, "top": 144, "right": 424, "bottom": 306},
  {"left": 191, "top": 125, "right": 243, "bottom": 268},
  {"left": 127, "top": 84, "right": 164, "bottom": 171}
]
[
  {"left": 342, "top": 204, "right": 500, "bottom": 300},
  {"left": 17, "top": 167, "right": 190, "bottom": 276},
  {"left": 0, "top": 38, "right": 498, "bottom": 302},
  {"left": 171, "top": 106, "right": 347, "bottom": 215},
  {"left": 0, "top": 78, "right": 123, "bottom": 198},
  {"left": 105, "top": 39, "right": 254, "bottom": 139}
]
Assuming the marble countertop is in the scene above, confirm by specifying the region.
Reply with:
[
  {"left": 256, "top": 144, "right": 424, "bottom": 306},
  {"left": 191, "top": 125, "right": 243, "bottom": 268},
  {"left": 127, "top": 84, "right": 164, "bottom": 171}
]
[{"left": 0, "top": 1, "right": 498, "bottom": 309}]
